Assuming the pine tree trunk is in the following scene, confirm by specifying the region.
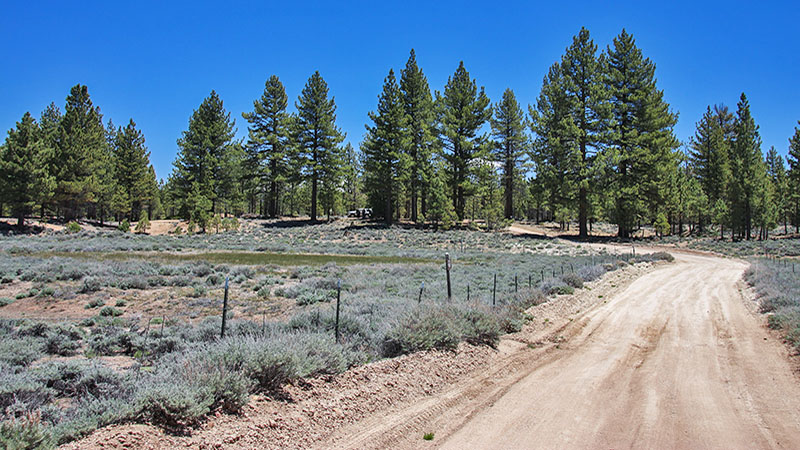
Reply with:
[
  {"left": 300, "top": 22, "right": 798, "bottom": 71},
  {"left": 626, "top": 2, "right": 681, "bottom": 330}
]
[
  {"left": 311, "top": 171, "right": 318, "bottom": 222},
  {"left": 504, "top": 154, "right": 514, "bottom": 219}
]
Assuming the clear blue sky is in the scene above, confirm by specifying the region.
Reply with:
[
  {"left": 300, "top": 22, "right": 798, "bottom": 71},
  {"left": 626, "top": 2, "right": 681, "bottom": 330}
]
[{"left": 2, "top": 1, "right": 798, "bottom": 181}]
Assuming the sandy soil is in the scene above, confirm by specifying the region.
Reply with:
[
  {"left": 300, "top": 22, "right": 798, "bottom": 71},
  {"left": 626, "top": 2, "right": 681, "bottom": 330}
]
[{"left": 329, "top": 252, "right": 800, "bottom": 450}]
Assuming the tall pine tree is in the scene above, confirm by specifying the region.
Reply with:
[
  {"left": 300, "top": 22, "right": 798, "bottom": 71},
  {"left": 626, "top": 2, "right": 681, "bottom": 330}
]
[
  {"left": 689, "top": 105, "right": 733, "bottom": 230},
  {"left": 530, "top": 62, "right": 578, "bottom": 229},
  {"left": 729, "top": 93, "right": 766, "bottom": 240},
  {"left": 436, "top": 61, "right": 491, "bottom": 221},
  {"left": 243, "top": 75, "right": 290, "bottom": 218},
  {"left": 0, "top": 113, "right": 55, "bottom": 227},
  {"left": 560, "top": 27, "right": 610, "bottom": 237},
  {"left": 54, "top": 85, "right": 107, "bottom": 220},
  {"left": 294, "top": 72, "right": 344, "bottom": 221},
  {"left": 400, "top": 49, "right": 436, "bottom": 223},
  {"left": 788, "top": 122, "right": 800, "bottom": 232},
  {"left": 363, "top": 69, "right": 409, "bottom": 224},
  {"left": 605, "top": 30, "right": 679, "bottom": 238},
  {"left": 490, "top": 88, "right": 528, "bottom": 220},
  {"left": 112, "top": 119, "right": 153, "bottom": 221},
  {"left": 172, "top": 91, "right": 236, "bottom": 229}
]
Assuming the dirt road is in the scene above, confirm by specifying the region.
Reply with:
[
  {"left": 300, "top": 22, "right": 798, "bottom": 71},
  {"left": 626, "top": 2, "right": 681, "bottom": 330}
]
[{"left": 328, "top": 252, "right": 800, "bottom": 449}]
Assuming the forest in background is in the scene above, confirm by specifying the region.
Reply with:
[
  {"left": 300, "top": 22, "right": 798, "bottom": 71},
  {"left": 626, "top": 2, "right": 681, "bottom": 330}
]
[{"left": 2, "top": 28, "right": 799, "bottom": 239}]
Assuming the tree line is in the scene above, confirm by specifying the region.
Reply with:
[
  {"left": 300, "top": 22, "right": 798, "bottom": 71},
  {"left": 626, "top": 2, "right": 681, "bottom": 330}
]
[{"left": 2, "top": 27, "right": 799, "bottom": 239}]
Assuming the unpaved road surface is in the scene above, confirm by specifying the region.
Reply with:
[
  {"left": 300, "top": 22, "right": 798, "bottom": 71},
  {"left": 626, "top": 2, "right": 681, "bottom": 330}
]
[{"left": 328, "top": 252, "right": 800, "bottom": 449}]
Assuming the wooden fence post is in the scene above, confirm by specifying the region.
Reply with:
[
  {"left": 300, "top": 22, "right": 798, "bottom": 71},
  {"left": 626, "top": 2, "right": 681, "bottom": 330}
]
[
  {"left": 445, "top": 253, "right": 452, "bottom": 301},
  {"left": 335, "top": 279, "right": 341, "bottom": 343},
  {"left": 220, "top": 276, "right": 229, "bottom": 338}
]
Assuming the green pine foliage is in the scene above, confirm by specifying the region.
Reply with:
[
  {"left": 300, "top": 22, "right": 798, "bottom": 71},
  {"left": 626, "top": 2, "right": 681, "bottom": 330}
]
[
  {"left": 605, "top": 30, "right": 679, "bottom": 238},
  {"left": 400, "top": 49, "right": 437, "bottom": 223},
  {"left": 560, "top": 27, "right": 611, "bottom": 237},
  {"left": 363, "top": 69, "right": 409, "bottom": 224},
  {"left": 53, "top": 85, "right": 108, "bottom": 221},
  {"left": 436, "top": 61, "right": 491, "bottom": 221},
  {"left": 490, "top": 89, "right": 528, "bottom": 220},
  {"left": 0, "top": 113, "right": 55, "bottom": 227},
  {"left": 729, "top": 93, "right": 769, "bottom": 240},
  {"left": 530, "top": 62, "right": 578, "bottom": 230},
  {"left": 112, "top": 120, "right": 153, "bottom": 221},
  {"left": 787, "top": 123, "right": 800, "bottom": 232},
  {"left": 294, "top": 72, "right": 345, "bottom": 221},
  {"left": 172, "top": 91, "right": 237, "bottom": 225},
  {"left": 243, "top": 75, "right": 290, "bottom": 218}
]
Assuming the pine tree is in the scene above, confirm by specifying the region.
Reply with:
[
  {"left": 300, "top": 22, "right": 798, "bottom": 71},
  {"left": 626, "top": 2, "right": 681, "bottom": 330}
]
[
  {"left": 788, "top": 123, "right": 800, "bottom": 233},
  {"left": 243, "top": 75, "right": 290, "bottom": 218},
  {"left": 436, "top": 61, "right": 491, "bottom": 221},
  {"left": 490, "top": 88, "right": 528, "bottom": 220},
  {"left": 112, "top": 119, "right": 152, "bottom": 220},
  {"left": 37, "top": 103, "right": 61, "bottom": 217},
  {"left": 729, "top": 93, "right": 765, "bottom": 240},
  {"left": 0, "top": 112, "right": 55, "bottom": 227},
  {"left": 765, "top": 146, "right": 789, "bottom": 233},
  {"left": 135, "top": 209, "right": 150, "bottom": 234},
  {"left": 529, "top": 62, "right": 578, "bottom": 230},
  {"left": 426, "top": 166, "right": 456, "bottom": 230},
  {"left": 560, "top": 27, "right": 611, "bottom": 237},
  {"left": 400, "top": 49, "right": 436, "bottom": 223},
  {"left": 342, "top": 143, "right": 363, "bottom": 211},
  {"left": 54, "top": 85, "right": 107, "bottom": 220},
  {"left": 690, "top": 105, "right": 733, "bottom": 230},
  {"left": 172, "top": 91, "right": 236, "bottom": 223},
  {"left": 363, "top": 69, "right": 409, "bottom": 224},
  {"left": 294, "top": 72, "right": 345, "bottom": 221},
  {"left": 605, "top": 30, "right": 679, "bottom": 238}
]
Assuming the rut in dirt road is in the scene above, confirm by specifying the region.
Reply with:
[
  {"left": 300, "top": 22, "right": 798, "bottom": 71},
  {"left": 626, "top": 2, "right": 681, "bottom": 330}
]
[{"left": 336, "top": 253, "right": 800, "bottom": 450}]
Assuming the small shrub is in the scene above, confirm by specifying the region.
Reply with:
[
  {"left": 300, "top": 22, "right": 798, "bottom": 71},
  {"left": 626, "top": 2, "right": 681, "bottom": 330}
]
[
  {"left": 0, "top": 414, "right": 54, "bottom": 450},
  {"left": 0, "top": 297, "right": 14, "bottom": 307},
  {"left": 0, "top": 337, "right": 44, "bottom": 367},
  {"left": 115, "top": 299, "right": 127, "bottom": 307},
  {"left": 190, "top": 285, "right": 207, "bottom": 298},
  {"left": 423, "top": 432, "right": 434, "bottom": 441},
  {"left": 561, "top": 273, "right": 584, "bottom": 289},
  {"left": 117, "top": 220, "right": 130, "bottom": 232},
  {"left": 85, "top": 298, "right": 105, "bottom": 309},
  {"left": 134, "top": 381, "right": 213, "bottom": 431},
  {"left": 382, "top": 306, "right": 461, "bottom": 357},
  {"left": 79, "top": 277, "right": 101, "bottom": 293},
  {"left": 38, "top": 286, "right": 56, "bottom": 297},
  {"left": 66, "top": 222, "right": 82, "bottom": 233},
  {"left": 99, "top": 306, "right": 123, "bottom": 317}
]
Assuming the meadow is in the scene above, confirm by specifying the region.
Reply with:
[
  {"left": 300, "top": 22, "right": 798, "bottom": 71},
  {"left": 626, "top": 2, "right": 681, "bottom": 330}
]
[{"left": 0, "top": 220, "right": 672, "bottom": 447}]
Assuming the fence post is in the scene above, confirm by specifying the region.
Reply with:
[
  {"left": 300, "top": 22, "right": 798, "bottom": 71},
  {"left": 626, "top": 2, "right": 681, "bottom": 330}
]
[
  {"left": 160, "top": 316, "right": 165, "bottom": 336},
  {"left": 528, "top": 274, "right": 532, "bottom": 289},
  {"left": 445, "top": 253, "right": 452, "bottom": 301},
  {"left": 220, "top": 276, "right": 229, "bottom": 338},
  {"left": 467, "top": 284, "right": 470, "bottom": 302},
  {"left": 515, "top": 274, "right": 518, "bottom": 293},
  {"left": 541, "top": 269, "right": 544, "bottom": 282},
  {"left": 492, "top": 274, "right": 497, "bottom": 306},
  {"left": 335, "top": 279, "right": 341, "bottom": 343},
  {"left": 418, "top": 281, "right": 424, "bottom": 303}
]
